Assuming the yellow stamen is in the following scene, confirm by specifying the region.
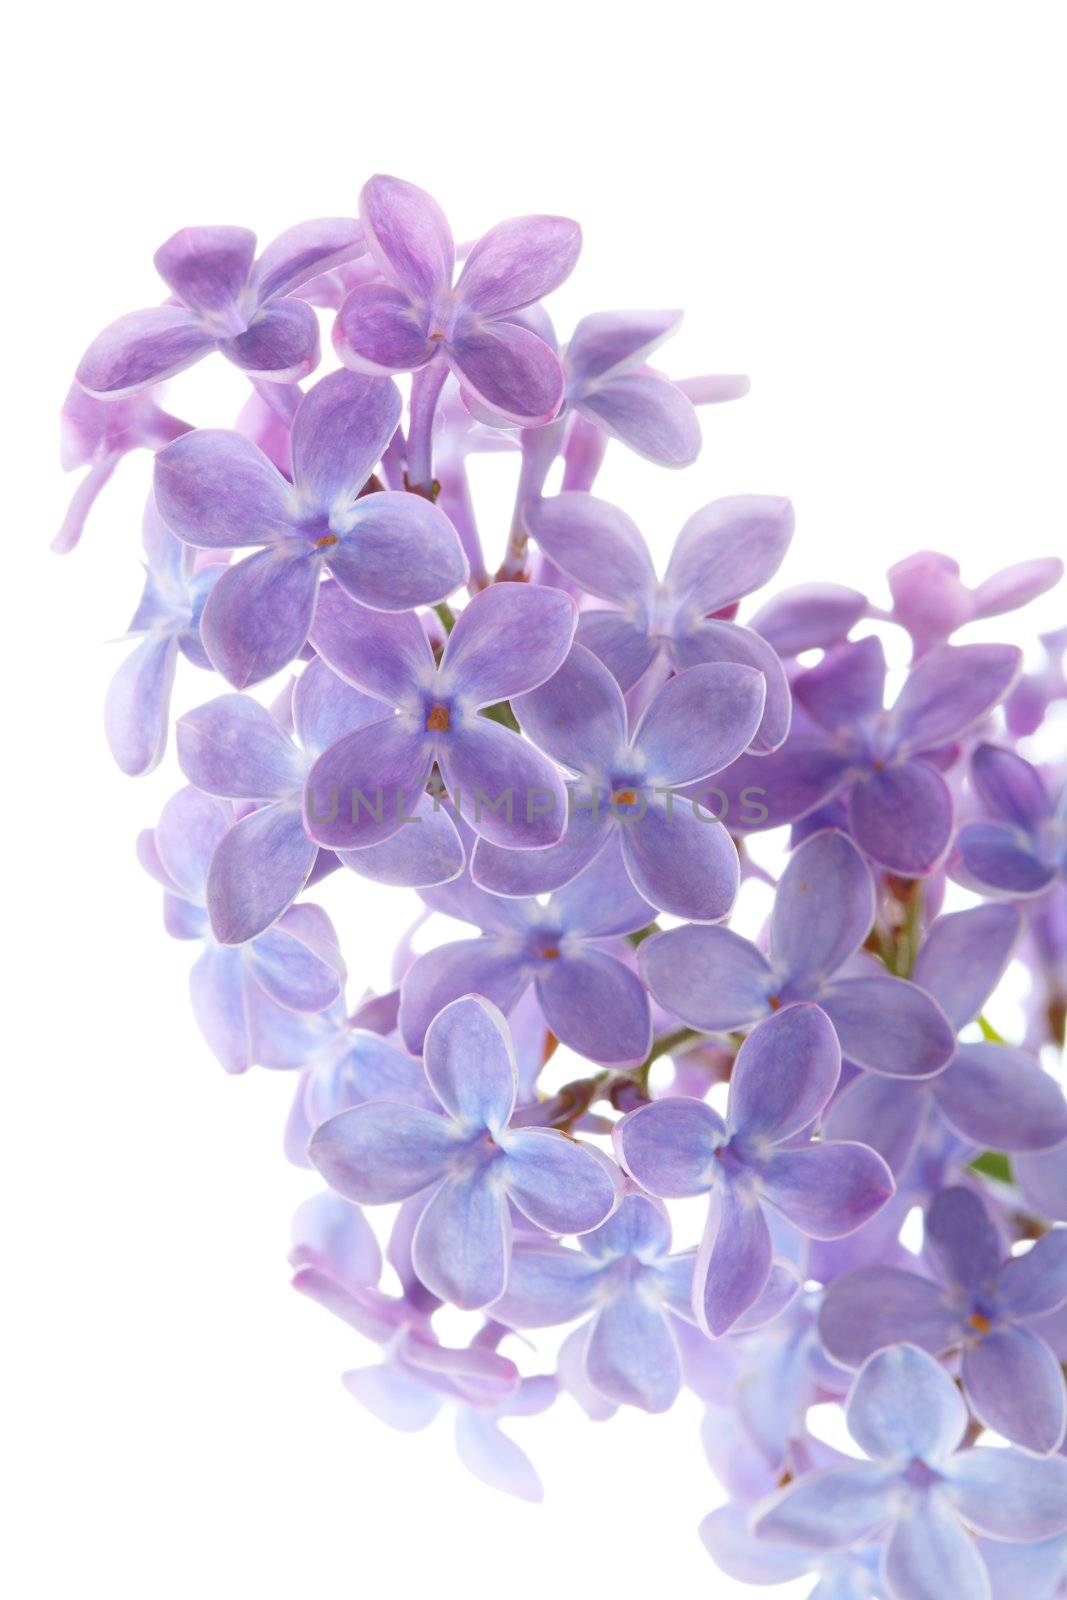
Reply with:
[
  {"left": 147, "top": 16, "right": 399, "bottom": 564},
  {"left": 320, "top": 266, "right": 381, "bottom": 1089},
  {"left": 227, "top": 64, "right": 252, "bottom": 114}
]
[
  {"left": 968, "top": 1312, "right": 993, "bottom": 1335},
  {"left": 426, "top": 704, "right": 450, "bottom": 733},
  {"left": 315, "top": 534, "right": 338, "bottom": 548}
]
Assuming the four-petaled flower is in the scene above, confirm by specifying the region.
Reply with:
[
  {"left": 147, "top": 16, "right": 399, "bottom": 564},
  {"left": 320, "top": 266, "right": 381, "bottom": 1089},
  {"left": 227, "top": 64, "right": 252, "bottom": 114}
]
[
  {"left": 76, "top": 218, "right": 366, "bottom": 396},
  {"left": 308, "top": 995, "right": 621, "bottom": 1309},
  {"left": 154, "top": 368, "right": 468, "bottom": 686},
  {"left": 615, "top": 1004, "right": 894, "bottom": 1334}
]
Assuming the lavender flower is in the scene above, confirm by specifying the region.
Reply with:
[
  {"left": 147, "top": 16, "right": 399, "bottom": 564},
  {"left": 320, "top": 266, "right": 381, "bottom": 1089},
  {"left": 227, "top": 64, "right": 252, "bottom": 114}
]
[
  {"left": 752, "top": 1344, "right": 1067, "bottom": 1599},
  {"left": 525, "top": 492, "right": 794, "bottom": 749},
  {"left": 614, "top": 1005, "right": 893, "bottom": 1334},
  {"left": 883, "top": 549, "right": 1063, "bottom": 658},
  {"left": 309, "top": 996, "right": 620, "bottom": 1309},
  {"left": 956, "top": 743, "right": 1066, "bottom": 896},
  {"left": 471, "top": 642, "right": 766, "bottom": 919},
  {"left": 820, "top": 1185, "right": 1067, "bottom": 1453},
  {"left": 154, "top": 369, "right": 467, "bottom": 686},
  {"left": 76, "top": 218, "right": 365, "bottom": 396},
  {"left": 54, "top": 383, "right": 190, "bottom": 553}
]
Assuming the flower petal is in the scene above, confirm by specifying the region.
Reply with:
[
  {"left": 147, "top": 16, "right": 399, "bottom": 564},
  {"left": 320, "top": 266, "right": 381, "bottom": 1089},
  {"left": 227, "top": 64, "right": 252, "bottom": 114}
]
[
  {"left": 670, "top": 617, "right": 792, "bottom": 755},
  {"left": 154, "top": 428, "right": 295, "bottom": 549},
  {"left": 574, "top": 372, "right": 701, "bottom": 466},
  {"left": 848, "top": 761, "right": 955, "bottom": 877},
  {"left": 469, "top": 804, "right": 610, "bottom": 896},
  {"left": 423, "top": 994, "right": 517, "bottom": 1133},
  {"left": 566, "top": 309, "right": 682, "bottom": 384},
  {"left": 972, "top": 743, "right": 1052, "bottom": 829},
  {"left": 945, "top": 1446, "right": 1067, "bottom": 1539},
  {"left": 751, "top": 1462, "right": 896, "bottom": 1551},
  {"left": 457, "top": 215, "right": 580, "bottom": 315},
  {"left": 308, "top": 1104, "right": 456, "bottom": 1203},
  {"left": 665, "top": 495, "right": 794, "bottom": 615},
  {"left": 847, "top": 1344, "right": 967, "bottom": 1463},
  {"left": 631, "top": 662, "right": 766, "bottom": 786},
  {"left": 437, "top": 717, "right": 569, "bottom": 850},
  {"left": 819, "top": 1266, "right": 960, "bottom": 1367},
  {"left": 177, "top": 693, "right": 305, "bottom": 799},
  {"left": 220, "top": 298, "right": 320, "bottom": 382},
  {"left": 820, "top": 976, "right": 956, "bottom": 1079},
  {"left": 303, "top": 717, "right": 429, "bottom": 849},
  {"left": 884, "top": 1492, "right": 993, "bottom": 1600},
  {"left": 998, "top": 1228, "right": 1067, "bottom": 1318},
  {"left": 450, "top": 318, "right": 565, "bottom": 426},
  {"left": 290, "top": 369, "right": 401, "bottom": 510},
  {"left": 104, "top": 635, "right": 178, "bottom": 776},
  {"left": 535, "top": 947, "right": 652, "bottom": 1065},
  {"left": 76, "top": 306, "right": 214, "bottom": 398},
  {"left": 153, "top": 224, "right": 255, "bottom": 320},
  {"left": 453, "top": 1409, "right": 543, "bottom": 1501},
  {"left": 585, "top": 1293, "right": 680, "bottom": 1411},
  {"left": 696, "top": 1182, "right": 773, "bottom": 1335},
  {"left": 514, "top": 641, "right": 628, "bottom": 775},
  {"left": 439, "top": 583, "right": 577, "bottom": 705},
  {"left": 912, "top": 903, "right": 1020, "bottom": 1032},
  {"left": 338, "top": 794, "right": 465, "bottom": 889},
  {"left": 206, "top": 804, "right": 315, "bottom": 944},
  {"left": 924, "top": 1185, "right": 1004, "bottom": 1291},
  {"left": 200, "top": 545, "right": 320, "bottom": 688},
  {"left": 527, "top": 493, "right": 657, "bottom": 606},
  {"left": 412, "top": 1170, "right": 511, "bottom": 1308},
  {"left": 956, "top": 822, "right": 1057, "bottom": 896},
  {"left": 331, "top": 491, "right": 468, "bottom": 609},
  {"left": 756, "top": 1142, "right": 894, "bottom": 1240},
  {"left": 613, "top": 1097, "right": 725, "bottom": 1198},
  {"left": 251, "top": 218, "right": 365, "bottom": 303},
  {"left": 891, "top": 643, "right": 1022, "bottom": 754},
  {"left": 727, "top": 1003, "right": 842, "bottom": 1141},
  {"left": 332, "top": 281, "right": 435, "bottom": 373},
  {"left": 491, "top": 1245, "right": 602, "bottom": 1327},
  {"left": 501, "top": 1129, "right": 619, "bottom": 1234},
  {"left": 620, "top": 797, "right": 740, "bottom": 921},
  {"left": 309, "top": 582, "right": 435, "bottom": 705},
  {"left": 639, "top": 922, "right": 773, "bottom": 1029},
  {"left": 963, "top": 1325, "right": 1066, "bottom": 1454},
  {"left": 291, "top": 654, "right": 390, "bottom": 759},
  {"left": 934, "top": 1044, "right": 1067, "bottom": 1152},
  {"left": 822, "top": 1071, "right": 927, "bottom": 1175},
  {"left": 360, "top": 174, "right": 454, "bottom": 302},
  {"left": 770, "top": 829, "right": 874, "bottom": 986},
  {"left": 575, "top": 609, "right": 659, "bottom": 690}
]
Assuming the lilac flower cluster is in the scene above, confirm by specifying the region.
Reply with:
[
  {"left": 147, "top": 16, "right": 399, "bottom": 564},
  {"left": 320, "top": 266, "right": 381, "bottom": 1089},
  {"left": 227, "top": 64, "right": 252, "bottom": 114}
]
[{"left": 62, "top": 174, "right": 1067, "bottom": 1598}]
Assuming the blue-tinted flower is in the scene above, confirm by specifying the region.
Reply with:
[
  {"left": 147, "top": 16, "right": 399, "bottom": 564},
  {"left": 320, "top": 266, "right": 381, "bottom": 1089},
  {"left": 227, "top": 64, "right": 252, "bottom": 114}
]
[{"left": 956, "top": 743, "right": 1066, "bottom": 896}]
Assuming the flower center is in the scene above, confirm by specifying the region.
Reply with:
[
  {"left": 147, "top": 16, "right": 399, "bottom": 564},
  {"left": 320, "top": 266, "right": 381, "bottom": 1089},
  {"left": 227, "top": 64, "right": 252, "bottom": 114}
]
[
  {"left": 967, "top": 1310, "right": 993, "bottom": 1335},
  {"left": 426, "top": 703, "right": 451, "bottom": 732},
  {"left": 315, "top": 534, "right": 338, "bottom": 548}
]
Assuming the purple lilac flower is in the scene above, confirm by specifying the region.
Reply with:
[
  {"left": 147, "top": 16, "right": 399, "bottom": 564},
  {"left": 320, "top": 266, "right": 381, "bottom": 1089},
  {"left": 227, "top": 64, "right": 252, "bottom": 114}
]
[
  {"left": 334, "top": 174, "right": 580, "bottom": 429},
  {"left": 471, "top": 643, "right": 765, "bottom": 920},
  {"left": 825, "top": 902, "right": 1067, "bottom": 1173},
  {"left": 820, "top": 1184, "right": 1067, "bottom": 1454},
  {"left": 309, "top": 995, "right": 620, "bottom": 1309},
  {"left": 493, "top": 1191, "right": 798, "bottom": 1413},
  {"left": 54, "top": 383, "right": 191, "bottom": 553},
  {"left": 956, "top": 744, "right": 1066, "bottom": 896},
  {"left": 524, "top": 492, "right": 794, "bottom": 749},
  {"left": 176, "top": 656, "right": 464, "bottom": 944},
  {"left": 397, "top": 845, "right": 654, "bottom": 1065},
  {"left": 748, "top": 582, "right": 869, "bottom": 660},
  {"left": 139, "top": 786, "right": 346, "bottom": 1073},
  {"left": 883, "top": 550, "right": 1063, "bottom": 659},
  {"left": 76, "top": 218, "right": 365, "bottom": 397},
  {"left": 615, "top": 1005, "right": 893, "bottom": 1334},
  {"left": 752, "top": 1344, "right": 1067, "bottom": 1600},
  {"left": 106, "top": 502, "right": 224, "bottom": 775},
  {"left": 639, "top": 828, "right": 956, "bottom": 1078},
  {"left": 303, "top": 580, "right": 576, "bottom": 852},
  {"left": 713, "top": 634, "right": 1022, "bottom": 875},
  {"left": 153, "top": 369, "right": 467, "bottom": 687},
  {"left": 290, "top": 1192, "right": 554, "bottom": 1499}
]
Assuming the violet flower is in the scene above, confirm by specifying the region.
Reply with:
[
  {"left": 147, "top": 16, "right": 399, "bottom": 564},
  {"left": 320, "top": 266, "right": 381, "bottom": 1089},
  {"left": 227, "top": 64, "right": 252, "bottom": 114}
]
[
  {"left": 333, "top": 174, "right": 579, "bottom": 434},
  {"left": 956, "top": 743, "right": 1066, "bottom": 896},
  {"left": 140, "top": 786, "right": 345, "bottom": 1073},
  {"left": 76, "top": 218, "right": 365, "bottom": 397},
  {"left": 154, "top": 369, "right": 467, "bottom": 687},
  {"left": 751, "top": 1344, "right": 1067, "bottom": 1600},
  {"left": 303, "top": 580, "right": 577, "bottom": 853},
  {"left": 54, "top": 382, "right": 191, "bottom": 553},
  {"left": 884, "top": 549, "right": 1063, "bottom": 659},
  {"left": 398, "top": 844, "right": 654, "bottom": 1065},
  {"left": 714, "top": 634, "right": 1022, "bottom": 875},
  {"left": 176, "top": 656, "right": 464, "bottom": 944},
  {"left": 639, "top": 828, "right": 956, "bottom": 1079},
  {"left": 525, "top": 492, "right": 794, "bottom": 749},
  {"left": 820, "top": 1185, "right": 1067, "bottom": 1454},
  {"left": 106, "top": 501, "right": 224, "bottom": 775},
  {"left": 309, "top": 995, "right": 621, "bottom": 1309},
  {"left": 614, "top": 1005, "right": 893, "bottom": 1334},
  {"left": 471, "top": 642, "right": 766, "bottom": 921}
]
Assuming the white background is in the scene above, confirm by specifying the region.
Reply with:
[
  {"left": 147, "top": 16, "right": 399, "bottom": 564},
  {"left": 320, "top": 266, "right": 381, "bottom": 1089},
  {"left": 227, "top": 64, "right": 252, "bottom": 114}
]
[{"left": 6, "top": 4, "right": 1066, "bottom": 1596}]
